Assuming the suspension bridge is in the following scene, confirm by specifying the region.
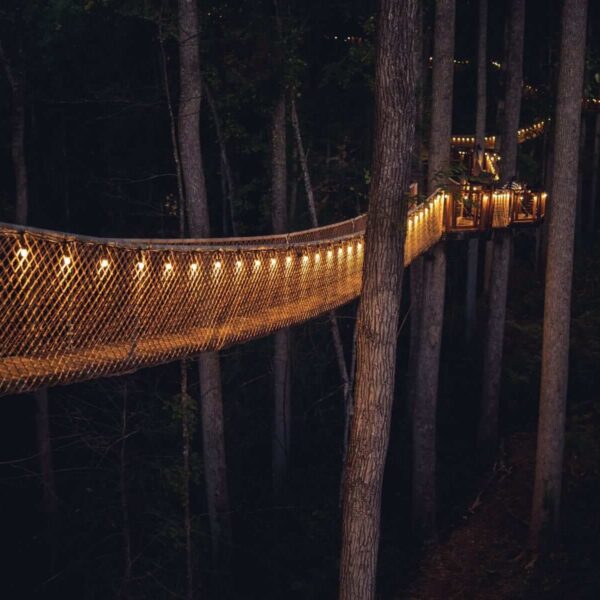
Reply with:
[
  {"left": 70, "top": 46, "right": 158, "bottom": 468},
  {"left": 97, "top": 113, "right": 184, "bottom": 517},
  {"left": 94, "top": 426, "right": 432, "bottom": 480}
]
[{"left": 0, "top": 183, "right": 546, "bottom": 397}]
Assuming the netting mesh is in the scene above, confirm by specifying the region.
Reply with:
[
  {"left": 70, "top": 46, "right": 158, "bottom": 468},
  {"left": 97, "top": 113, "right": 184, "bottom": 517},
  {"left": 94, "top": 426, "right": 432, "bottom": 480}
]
[{"left": 0, "top": 188, "right": 543, "bottom": 396}]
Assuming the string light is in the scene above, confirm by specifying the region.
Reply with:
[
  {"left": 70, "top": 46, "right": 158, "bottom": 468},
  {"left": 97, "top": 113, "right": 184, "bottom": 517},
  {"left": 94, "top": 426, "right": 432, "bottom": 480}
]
[
  {"left": 137, "top": 261, "right": 145, "bottom": 271},
  {"left": 271, "top": 257, "right": 277, "bottom": 267},
  {"left": 191, "top": 263, "right": 198, "bottom": 272},
  {"left": 62, "top": 256, "right": 71, "bottom": 266},
  {"left": 286, "top": 255, "right": 292, "bottom": 265},
  {"left": 165, "top": 262, "right": 173, "bottom": 272},
  {"left": 18, "top": 248, "right": 28, "bottom": 259},
  {"left": 214, "top": 260, "right": 222, "bottom": 270},
  {"left": 100, "top": 259, "right": 109, "bottom": 269},
  {"left": 254, "top": 259, "right": 261, "bottom": 268}
]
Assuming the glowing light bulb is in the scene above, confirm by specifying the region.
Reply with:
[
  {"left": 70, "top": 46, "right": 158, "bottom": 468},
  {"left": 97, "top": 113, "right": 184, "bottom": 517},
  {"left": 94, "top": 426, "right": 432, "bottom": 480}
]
[
  {"left": 315, "top": 252, "right": 320, "bottom": 262},
  {"left": 137, "top": 261, "right": 145, "bottom": 271},
  {"left": 357, "top": 242, "right": 362, "bottom": 250},
  {"left": 191, "top": 263, "right": 198, "bottom": 272},
  {"left": 214, "top": 260, "right": 222, "bottom": 270},
  {"left": 286, "top": 255, "right": 292, "bottom": 265},
  {"left": 337, "top": 247, "right": 343, "bottom": 257},
  {"left": 165, "top": 262, "right": 173, "bottom": 272},
  {"left": 327, "top": 249, "right": 333, "bottom": 259},
  {"left": 18, "top": 248, "right": 28, "bottom": 259},
  {"left": 236, "top": 259, "right": 242, "bottom": 268},
  {"left": 302, "top": 255, "right": 309, "bottom": 264},
  {"left": 62, "top": 256, "right": 71, "bottom": 266},
  {"left": 270, "top": 257, "right": 277, "bottom": 267},
  {"left": 347, "top": 245, "right": 353, "bottom": 255},
  {"left": 254, "top": 259, "right": 261, "bottom": 268},
  {"left": 100, "top": 259, "right": 109, "bottom": 269}
]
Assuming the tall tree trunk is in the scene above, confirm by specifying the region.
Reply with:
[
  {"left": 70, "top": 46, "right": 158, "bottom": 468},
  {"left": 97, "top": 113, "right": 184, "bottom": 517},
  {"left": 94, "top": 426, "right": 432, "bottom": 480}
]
[
  {"left": 180, "top": 363, "right": 194, "bottom": 600},
  {"left": 119, "top": 384, "right": 133, "bottom": 598},
  {"left": 271, "top": 93, "right": 291, "bottom": 497},
  {"left": 478, "top": 0, "right": 525, "bottom": 462},
  {"left": 203, "top": 80, "right": 238, "bottom": 236},
  {"left": 339, "top": 1, "right": 417, "bottom": 597},
  {"left": 530, "top": 0, "right": 588, "bottom": 547},
  {"left": 177, "top": 0, "right": 231, "bottom": 567},
  {"left": 1, "top": 37, "right": 59, "bottom": 528},
  {"left": 589, "top": 113, "right": 600, "bottom": 234},
  {"left": 465, "top": 0, "right": 488, "bottom": 343},
  {"left": 290, "top": 98, "right": 353, "bottom": 499},
  {"left": 412, "top": 0, "right": 455, "bottom": 542}
]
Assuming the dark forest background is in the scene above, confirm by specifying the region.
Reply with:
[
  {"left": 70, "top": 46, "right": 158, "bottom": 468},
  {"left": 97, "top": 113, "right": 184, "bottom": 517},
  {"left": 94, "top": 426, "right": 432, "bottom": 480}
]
[{"left": 1, "top": 1, "right": 599, "bottom": 598}]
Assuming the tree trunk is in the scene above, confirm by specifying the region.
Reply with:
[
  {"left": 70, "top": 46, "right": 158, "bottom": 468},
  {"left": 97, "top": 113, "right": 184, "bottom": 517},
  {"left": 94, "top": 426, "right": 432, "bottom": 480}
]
[
  {"left": 478, "top": 0, "right": 525, "bottom": 461},
  {"left": 339, "top": 1, "right": 417, "bottom": 597},
  {"left": 270, "top": 93, "right": 292, "bottom": 497},
  {"left": 290, "top": 99, "right": 354, "bottom": 501},
  {"left": 177, "top": 0, "right": 231, "bottom": 566},
  {"left": 412, "top": 0, "right": 455, "bottom": 542},
  {"left": 477, "top": 230, "right": 511, "bottom": 459},
  {"left": 475, "top": 0, "right": 488, "bottom": 154},
  {"left": 180, "top": 363, "right": 194, "bottom": 600},
  {"left": 465, "top": 0, "right": 487, "bottom": 343},
  {"left": 119, "top": 384, "right": 133, "bottom": 598},
  {"left": 203, "top": 80, "right": 238, "bottom": 237},
  {"left": 1, "top": 38, "right": 59, "bottom": 528},
  {"left": 530, "top": 0, "right": 587, "bottom": 547},
  {"left": 589, "top": 113, "right": 600, "bottom": 234}
]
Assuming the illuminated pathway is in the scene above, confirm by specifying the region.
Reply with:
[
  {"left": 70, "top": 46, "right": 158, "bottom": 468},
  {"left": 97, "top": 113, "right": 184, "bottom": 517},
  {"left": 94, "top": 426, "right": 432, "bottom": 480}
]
[{"left": 0, "top": 186, "right": 546, "bottom": 396}]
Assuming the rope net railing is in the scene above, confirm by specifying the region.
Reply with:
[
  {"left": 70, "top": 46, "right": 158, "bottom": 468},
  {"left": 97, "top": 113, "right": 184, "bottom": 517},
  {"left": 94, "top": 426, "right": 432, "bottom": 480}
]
[{"left": 0, "top": 187, "right": 542, "bottom": 396}]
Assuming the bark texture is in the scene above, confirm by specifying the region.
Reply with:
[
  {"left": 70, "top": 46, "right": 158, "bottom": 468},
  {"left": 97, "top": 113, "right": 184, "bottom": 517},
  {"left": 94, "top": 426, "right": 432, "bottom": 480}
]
[
  {"left": 1, "top": 37, "right": 59, "bottom": 522},
  {"left": 530, "top": 0, "right": 588, "bottom": 546},
  {"left": 271, "top": 93, "right": 292, "bottom": 496},
  {"left": 589, "top": 113, "right": 600, "bottom": 233},
  {"left": 290, "top": 98, "right": 353, "bottom": 498},
  {"left": 477, "top": 231, "right": 511, "bottom": 459},
  {"left": 478, "top": 0, "right": 525, "bottom": 460},
  {"left": 338, "top": 1, "right": 417, "bottom": 597},
  {"left": 177, "top": 0, "right": 231, "bottom": 564},
  {"left": 465, "top": 0, "right": 487, "bottom": 343},
  {"left": 498, "top": 0, "right": 525, "bottom": 182},
  {"left": 412, "top": 0, "right": 455, "bottom": 542},
  {"left": 475, "top": 0, "right": 488, "bottom": 153}
]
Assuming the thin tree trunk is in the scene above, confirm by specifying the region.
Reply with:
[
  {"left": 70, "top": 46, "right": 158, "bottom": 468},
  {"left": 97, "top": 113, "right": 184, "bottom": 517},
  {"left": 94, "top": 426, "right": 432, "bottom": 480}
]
[
  {"left": 477, "top": 230, "right": 511, "bottom": 458},
  {"left": 180, "top": 362, "right": 194, "bottom": 600},
  {"left": 161, "top": 29, "right": 196, "bottom": 594},
  {"left": 271, "top": 92, "right": 291, "bottom": 496},
  {"left": 290, "top": 98, "right": 353, "bottom": 494},
  {"left": 1, "top": 37, "right": 59, "bottom": 529},
  {"left": 177, "top": 0, "right": 231, "bottom": 568},
  {"left": 119, "top": 384, "right": 133, "bottom": 598},
  {"left": 530, "top": 0, "right": 588, "bottom": 547},
  {"left": 412, "top": 0, "right": 455, "bottom": 542},
  {"left": 465, "top": 0, "right": 487, "bottom": 342},
  {"left": 203, "top": 80, "right": 238, "bottom": 236},
  {"left": 339, "top": 1, "right": 417, "bottom": 597},
  {"left": 478, "top": 0, "right": 525, "bottom": 461},
  {"left": 575, "top": 116, "right": 586, "bottom": 240},
  {"left": 589, "top": 113, "right": 600, "bottom": 234}
]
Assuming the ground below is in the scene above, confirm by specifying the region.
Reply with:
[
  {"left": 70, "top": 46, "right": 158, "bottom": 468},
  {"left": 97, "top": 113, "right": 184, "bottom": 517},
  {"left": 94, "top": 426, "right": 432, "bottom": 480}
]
[{"left": 400, "top": 430, "right": 600, "bottom": 599}]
